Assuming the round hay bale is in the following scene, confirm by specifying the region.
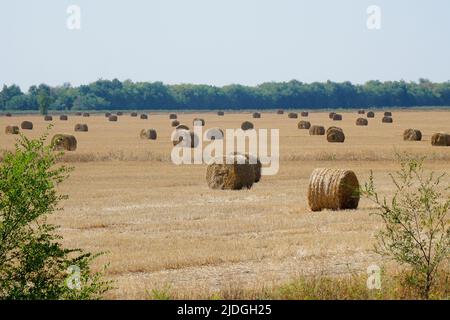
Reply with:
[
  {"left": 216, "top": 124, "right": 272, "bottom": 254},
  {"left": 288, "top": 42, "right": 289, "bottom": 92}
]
[
  {"left": 298, "top": 121, "right": 311, "bottom": 129},
  {"left": 205, "top": 128, "right": 224, "bottom": 140},
  {"left": 60, "top": 115, "right": 68, "bottom": 121},
  {"left": 288, "top": 112, "right": 298, "bottom": 119},
  {"left": 51, "top": 134, "right": 77, "bottom": 151},
  {"left": 5, "top": 113, "right": 12, "bottom": 117},
  {"left": 230, "top": 152, "right": 262, "bottom": 183},
  {"left": 217, "top": 111, "right": 225, "bottom": 116},
  {"left": 326, "top": 126, "right": 345, "bottom": 143},
  {"left": 301, "top": 111, "right": 309, "bottom": 117},
  {"left": 309, "top": 125, "right": 325, "bottom": 135},
  {"left": 44, "top": 115, "right": 53, "bottom": 121},
  {"left": 367, "top": 111, "right": 375, "bottom": 118},
  {"left": 384, "top": 111, "right": 392, "bottom": 117},
  {"left": 403, "top": 129, "right": 422, "bottom": 141},
  {"left": 169, "top": 113, "right": 177, "bottom": 120},
  {"left": 21, "top": 121, "right": 33, "bottom": 130},
  {"left": 358, "top": 109, "right": 365, "bottom": 114},
  {"left": 241, "top": 121, "right": 254, "bottom": 131},
  {"left": 75, "top": 112, "right": 82, "bottom": 116},
  {"left": 74, "top": 123, "right": 88, "bottom": 132},
  {"left": 171, "top": 120, "right": 180, "bottom": 127},
  {"left": 82, "top": 112, "right": 90, "bottom": 117},
  {"left": 332, "top": 114, "right": 342, "bottom": 121},
  {"left": 252, "top": 112, "right": 261, "bottom": 119},
  {"left": 5, "top": 125, "right": 19, "bottom": 134},
  {"left": 117, "top": 112, "right": 123, "bottom": 116},
  {"left": 108, "top": 115, "right": 118, "bottom": 122},
  {"left": 131, "top": 112, "right": 138, "bottom": 117},
  {"left": 382, "top": 116, "right": 393, "bottom": 123},
  {"left": 140, "top": 114, "right": 148, "bottom": 119},
  {"left": 193, "top": 118, "right": 205, "bottom": 126},
  {"left": 431, "top": 133, "right": 450, "bottom": 146},
  {"left": 329, "top": 112, "right": 336, "bottom": 119},
  {"left": 140, "top": 129, "right": 157, "bottom": 140},
  {"left": 206, "top": 154, "right": 255, "bottom": 190},
  {"left": 277, "top": 109, "right": 284, "bottom": 115},
  {"left": 308, "top": 168, "right": 360, "bottom": 211},
  {"left": 105, "top": 112, "right": 111, "bottom": 117},
  {"left": 176, "top": 124, "right": 189, "bottom": 131},
  {"left": 172, "top": 130, "right": 199, "bottom": 148},
  {"left": 356, "top": 118, "right": 368, "bottom": 126}
]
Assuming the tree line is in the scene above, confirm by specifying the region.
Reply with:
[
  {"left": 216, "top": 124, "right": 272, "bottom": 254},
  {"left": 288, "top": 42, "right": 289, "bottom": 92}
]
[{"left": 1, "top": 79, "right": 450, "bottom": 113}]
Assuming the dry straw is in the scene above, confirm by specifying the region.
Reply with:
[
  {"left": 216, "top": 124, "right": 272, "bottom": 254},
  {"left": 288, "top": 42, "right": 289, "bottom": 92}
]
[
  {"left": 217, "top": 111, "right": 225, "bottom": 116},
  {"left": 131, "top": 112, "right": 138, "bottom": 117},
  {"left": 60, "top": 115, "right": 68, "bottom": 121},
  {"left": 252, "top": 112, "right": 261, "bottom": 119},
  {"left": 169, "top": 113, "right": 177, "bottom": 119},
  {"left": 140, "top": 114, "right": 148, "bottom": 119},
  {"left": 309, "top": 125, "right": 325, "bottom": 135},
  {"left": 206, "top": 154, "right": 255, "bottom": 190},
  {"left": 205, "top": 128, "right": 224, "bottom": 140},
  {"left": 74, "top": 124, "right": 88, "bottom": 132},
  {"left": 367, "top": 111, "right": 375, "bottom": 118},
  {"left": 301, "top": 111, "right": 309, "bottom": 117},
  {"left": 21, "top": 121, "right": 33, "bottom": 130},
  {"left": 356, "top": 118, "right": 368, "bottom": 126},
  {"left": 140, "top": 129, "right": 157, "bottom": 140},
  {"left": 358, "top": 109, "right": 365, "bottom": 114},
  {"left": 329, "top": 112, "right": 336, "bottom": 119},
  {"left": 105, "top": 112, "right": 111, "bottom": 117},
  {"left": 326, "top": 126, "right": 345, "bottom": 143},
  {"left": 44, "top": 115, "right": 53, "bottom": 121},
  {"left": 171, "top": 120, "right": 180, "bottom": 127},
  {"left": 51, "top": 134, "right": 77, "bottom": 151},
  {"left": 117, "top": 112, "right": 123, "bottom": 116},
  {"left": 382, "top": 116, "right": 393, "bottom": 123},
  {"left": 332, "top": 114, "right": 342, "bottom": 121},
  {"left": 431, "top": 133, "right": 450, "bottom": 146},
  {"left": 384, "top": 111, "right": 392, "bottom": 117},
  {"left": 277, "top": 109, "right": 284, "bottom": 115},
  {"left": 5, "top": 125, "right": 19, "bottom": 134},
  {"left": 298, "top": 121, "right": 311, "bottom": 129},
  {"left": 308, "top": 168, "right": 360, "bottom": 211},
  {"left": 108, "top": 115, "right": 118, "bottom": 122},
  {"left": 288, "top": 112, "right": 298, "bottom": 119},
  {"left": 82, "top": 112, "right": 90, "bottom": 117},
  {"left": 241, "top": 121, "right": 254, "bottom": 131},
  {"left": 403, "top": 129, "right": 422, "bottom": 141}
]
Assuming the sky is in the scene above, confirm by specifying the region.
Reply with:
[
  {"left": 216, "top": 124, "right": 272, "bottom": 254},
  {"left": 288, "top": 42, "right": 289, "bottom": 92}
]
[{"left": 0, "top": 0, "right": 449, "bottom": 91}]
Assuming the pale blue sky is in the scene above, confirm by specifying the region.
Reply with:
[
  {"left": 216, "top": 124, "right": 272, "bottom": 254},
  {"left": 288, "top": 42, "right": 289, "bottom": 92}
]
[{"left": 1, "top": 0, "right": 449, "bottom": 90}]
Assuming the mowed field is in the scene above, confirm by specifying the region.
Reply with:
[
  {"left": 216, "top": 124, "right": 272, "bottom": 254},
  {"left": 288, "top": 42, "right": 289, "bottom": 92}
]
[{"left": 1, "top": 110, "right": 450, "bottom": 299}]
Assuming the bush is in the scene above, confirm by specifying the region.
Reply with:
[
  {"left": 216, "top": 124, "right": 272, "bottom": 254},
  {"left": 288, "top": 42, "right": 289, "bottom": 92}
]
[{"left": 0, "top": 132, "right": 111, "bottom": 299}]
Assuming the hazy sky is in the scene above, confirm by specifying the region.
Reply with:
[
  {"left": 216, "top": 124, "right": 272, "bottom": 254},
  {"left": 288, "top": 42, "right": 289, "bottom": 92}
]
[{"left": 1, "top": 0, "right": 449, "bottom": 90}]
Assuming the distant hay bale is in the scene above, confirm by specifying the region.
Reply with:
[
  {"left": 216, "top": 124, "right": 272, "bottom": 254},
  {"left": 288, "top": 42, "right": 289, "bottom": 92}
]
[
  {"left": 329, "top": 112, "right": 336, "bottom": 119},
  {"left": 301, "top": 111, "right": 309, "bottom": 117},
  {"left": 172, "top": 130, "right": 199, "bottom": 148},
  {"left": 74, "top": 123, "right": 88, "bottom": 132},
  {"left": 241, "top": 121, "right": 254, "bottom": 131},
  {"left": 277, "top": 109, "right": 284, "bottom": 115},
  {"left": 382, "top": 116, "right": 393, "bottom": 123},
  {"left": 140, "top": 129, "right": 157, "bottom": 140},
  {"left": 82, "top": 112, "right": 90, "bottom": 117},
  {"left": 105, "top": 112, "right": 111, "bottom": 117},
  {"left": 332, "top": 114, "right": 342, "bottom": 121},
  {"left": 176, "top": 124, "right": 189, "bottom": 131},
  {"left": 252, "top": 112, "right": 261, "bottom": 119},
  {"left": 309, "top": 125, "right": 325, "bottom": 135},
  {"left": 51, "top": 134, "right": 77, "bottom": 151},
  {"left": 117, "top": 112, "right": 123, "bottom": 116},
  {"left": 308, "top": 168, "right": 360, "bottom": 212},
  {"left": 60, "top": 115, "right": 68, "bottom": 121},
  {"left": 193, "top": 118, "right": 205, "bottom": 126},
  {"left": 358, "top": 109, "right": 365, "bottom": 114},
  {"left": 5, "top": 125, "right": 19, "bottom": 134},
  {"left": 169, "top": 113, "right": 177, "bottom": 120},
  {"left": 21, "top": 121, "right": 33, "bottom": 130},
  {"left": 326, "top": 126, "right": 345, "bottom": 143},
  {"left": 140, "top": 114, "right": 148, "bottom": 119},
  {"left": 298, "top": 121, "right": 311, "bottom": 129},
  {"left": 75, "top": 112, "right": 82, "bottom": 116},
  {"left": 431, "top": 133, "right": 450, "bottom": 146},
  {"left": 403, "top": 129, "right": 422, "bottom": 141},
  {"left": 288, "top": 112, "right": 298, "bottom": 119},
  {"left": 356, "top": 118, "right": 368, "bottom": 126},
  {"left": 131, "top": 112, "right": 138, "bottom": 117},
  {"left": 206, "top": 154, "right": 255, "bottom": 190},
  {"left": 171, "top": 120, "right": 180, "bottom": 127},
  {"left": 205, "top": 128, "right": 224, "bottom": 140},
  {"left": 44, "top": 115, "right": 53, "bottom": 121},
  {"left": 108, "top": 115, "right": 118, "bottom": 122},
  {"left": 217, "top": 111, "right": 225, "bottom": 116},
  {"left": 384, "top": 111, "right": 392, "bottom": 117},
  {"left": 367, "top": 111, "right": 375, "bottom": 118},
  {"left": 5, "top": 113, "right": 12, "bottom": 117}
]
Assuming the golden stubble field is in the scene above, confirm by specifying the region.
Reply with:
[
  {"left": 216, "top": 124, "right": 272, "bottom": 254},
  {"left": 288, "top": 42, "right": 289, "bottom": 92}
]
[{"left": 1, "top": 110, "right": 450, "bottom": 299}]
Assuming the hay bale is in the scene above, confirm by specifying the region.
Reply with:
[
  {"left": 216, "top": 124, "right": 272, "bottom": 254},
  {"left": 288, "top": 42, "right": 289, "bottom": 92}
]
[
  {"left": 367, "top": 111, "right": 375, "bottom": 118},
  {"left": 172, "top": 130, "right": 199, "bottom": 148},
  {"left": 217, "top": 111, "right": 225, "bottom": 116},
  {"left": 193, "top": 118, "right": 205, "bottom": 126},
  {"left": 326, "top": 126, "right": 345, "bottom": 143},
  {"left": 74, "top": 124, "right": 88, "bottom": 132},
  {"left": 332, "top": 114, "right": 342, "bottom": 121},
  {"left": 384, "top": 111, "right": 392, "bottom": 117},
  {"left": 60, "top": 115, "right": 68, "bottom": 121},
  {"left": 382, "top": 116, "right": 393, "bottom": 123},
  {"left": 252, "top": 112, "right": 261, "bottom": 119},
  {"left": 301, "top": 111, "right": 309, "bottom": 117},
  {"left": 169, "top": 113, "right": 177, "bottom": 120},
  {"left": 403, "top": 129, "right": 422, "bottom": 141},
  {"left": 329, "top": 112, "right": 336, "bottom": 119},
  {"left": 131, "top": 112, "right": 138, "bottom": 117},
  {"left": 431, "top": 133, "right": 450, "bottom": 146},
  {"left": 277, "top": 109, "right": 284, "bottom": 115},
  {"left": 206, "top": 154, "right": 255, "bottom": 190},
  {"left": 288, "top": 112, "right": 298, "bottom": 119},
  {"left": 21, "top": 121, "right": 33, "bottom": 130},
  {"left": 82, "top": 112, "right": 90, "bottom": 117},
  {"left": 108, "top": 115, "right": 118, "bottom": 122},
  {"left": 356, "top": 118, "right": 368, "bottom": 126},
  {"left": 231, "top": 152, "right": 262, "bottom": 183},
  {"left": 358, "top": 109, "right": 365, "bottom": 114},
  {"left": 298, "top": 121, "right": 311, "bottom": 129},
  {"left": 5, "top": 113, "right": 12, "bottom": 117},
  {"left": 308, "top": 168, "right": 360, "bottom": 211},
  {"left": 241, "top": 121, "right": 254, "bottom": 131},
  {"left": 44, "top": 115, "right": 53, "bottom": 121},
  {"left": 176, "top": 124, "right": 189, "bottom": 131},
  {"left": 75, "top": 112, "right": 82, "bottom": 116},
  {"left": 105, "top": 112, "right": 111, "bottom": 117},
  {"left": 140, "top": 114, "right": 148, "bottom": 119},
  {"left": 117, "top": 112, "right": 123, "bottom": 116},
  {"left": 5, "top": 125, "right": 19, "bottom": 134},
  {"left": 140, "top": 129, "right": 157, "bottom": 140},
  {"left": 171, "top": 120, "right": 180, "bottom": 127},
  {"left": 51, "top": 134, "right": 77, "bottom": 151},
  {"left": 309, "top": 125, "right": 325, "bottom": 135},
  {"left": 205, "top": 128, "right": 224, "bottom": 140}
]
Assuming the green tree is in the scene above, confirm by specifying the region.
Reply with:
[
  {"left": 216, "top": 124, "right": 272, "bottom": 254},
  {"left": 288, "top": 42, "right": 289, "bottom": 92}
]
[{"left": 37, "top": 84, "right": 51, "bottom": 115}]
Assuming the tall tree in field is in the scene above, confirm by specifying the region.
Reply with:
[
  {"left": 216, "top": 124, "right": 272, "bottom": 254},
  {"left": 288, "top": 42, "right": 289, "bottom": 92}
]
[{"left": 37, "top": 84, "right": 51, "bottom": 115}]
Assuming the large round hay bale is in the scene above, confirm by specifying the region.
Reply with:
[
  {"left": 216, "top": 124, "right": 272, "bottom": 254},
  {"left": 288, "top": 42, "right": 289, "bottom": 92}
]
[
  {"left": 193, "top": 118, "right": 205, "bottom": 126},
  {"left": 74, "top": 123, "right": 88, "bottom": 132},
  {"left": 403, "top": 129, "right": 422, "bottom": 141},
  {"left": 241, "top": 121, "right": 254, "bottom": 131},
  {"left": 140, "top": 129, "right": 157, "bottom": 140},
  {"left": 309, "top": 125, "right": 325, "bottom": 135},
  {"left": 105, "top": 112, "right": 111, "bottom": 117},
  {"left": 5, "top": 125, "right": 19, "bottom": 134},
  {"left": 169, "top": 113, "right": 177, "bottom": 120},
  {"left": 205, "top": 128, "right": 224, "bottom": 140},
  {"left": 117, "top": 112, "right": 123, "bottom": 116},
  {"left": 356, "top": 118, "right": 368, "bottom": 126},
  {"left": 298, "top": 121, "right": 311, "bottom": 129},
  {"left": 358, "top": 109, "right": 365, "bottom": 114},
  {"left": 131, "top": 112, "right": 138, "bottom": 117},
  {"left": 329, "top": 112, "right": 336, "bottom": 119},
  {"left": 140, "top": 114, "right": 148, "bottom": 119},
  {"left": 252, "top": 112, "right": 261, "bottom": 119},
  {"left": 44, "top": 115, "right": 53, "bottom": 121},
  {"left": 108, "top": 115, "right": 118, "bottom": 122},
  {"left": 171, "top": 120, "right": 180, "bottom": 127},
  {"left": 277, "top": 109, "right": 284, "bottom": 115},
  {"left": 384, "top": 111, "right": 392, "bottom": 117},
  {"left": 21, "top": 121, "right": 33, "bottom": 130},
  {"left": 308, "top": 168, "right": 360, "bottom": 211},
  {"left": 217, "top": 111, "right": 225, "bottom": 116},
  {"left": 230, "top": 152, "right": 262, "bottom": 183},
  {"left": 382, "top": 116, "right": 393, "bottom": 123},
  {"left": 431, "top": 133, "right": 450, "bottom": 146},
  {"left": 60, "top": 115, "right": 68, "bottom": 121},
  {"left": 51, "top": 134, "right": 77, "bottom": 151},
  {"left": 367, "top": 111, "right": 375, "bottom": 118},
  {"left": 332, "top": 114, "right": 342, "bottom": 121},
  {"left": 172, "top": 130, "right": 199, "bottom": 148},
  {"left": 82, "top": 112, "right": 90, "bottom": 117},
  {"left": 301, "top": 111, "right": 309, "bottom": 117},
  {"left": 288, "top": 112, "right": 298, "bottom": 119},
  {"left": 326, "top": 126, "right": 345, "bottom": 143},
  {"left": 206, "top": 154, "right": 255, "bottom": 190},
  {"left": 176, "top": 124, "right": 189, "bottom": 131}
]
